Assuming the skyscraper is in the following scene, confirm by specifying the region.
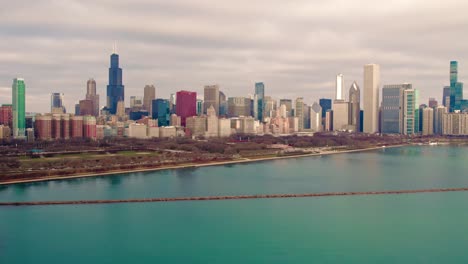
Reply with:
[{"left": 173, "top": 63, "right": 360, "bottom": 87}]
[
  {"left": 86, "top": 78, "right": 100, "bottom": 116},
  {"left": 203, "top": 85, "right": 220, "bottom": 115},
  {"left": 255, "top": 82, "right": 265, "bottom": 121},
  {"left": 428, "top": 98, "right": 438, "bottom": 108},
  {"left": 319, "top": 99, "right": 332, "bottom": 118},
  {"left": 51, "top": 93, "right": 65, "bottom": 113},
  {"left": 310, "top": 102, "right": 322, "bottom": 132},
  {"left": 381, "top": 85, "right": 405, "bottom": 134},
  {"left": 295, "top": 97, "right": 304, "bottom": 131},
  {"left": 449, "top": 61, "right": 464, "bottom": 112},
  {"left": 348, "top": 81, "right": 361, "bottom": 132},
  {"left": 106, "top": 48, "right": 125, "bottom": 115},
  {"left": 403, "top": 88, "right": 419, "bottom": 135},
  {"left": 279, "top": 99, "right": 292, "bottom": 117},
  {"left": 175, "top": 90, "right": 197, "bottom": 126},
  {"left": 143, "top": 85, "right": 156, "bottom": 114},
  {"left": 12, "top": 78, "right": 26, "bottom": 139},
  {"left": 336, "top": 74, "right": 344, "bottom": 100},
  {"left": 363, "top": 64, "right": 380, "bottom": 133},
  {"left": 219, "top": 91, "right": 227, "bottom": 116},
  {"left": 152, "top": 99, "right": 170, "bottom": 127},
  {"left": 422, "top": 107, "right": 434, "bottom": 135}
]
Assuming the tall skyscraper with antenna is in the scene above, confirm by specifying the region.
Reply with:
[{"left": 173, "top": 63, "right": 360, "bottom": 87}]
[{"left": 106, "top": 44, "right": 125, "bottom": 115}]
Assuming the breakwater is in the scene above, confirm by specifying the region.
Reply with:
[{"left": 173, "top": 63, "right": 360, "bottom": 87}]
[{"left": 2, "top": 187, "right": 468, "bottom": 206}]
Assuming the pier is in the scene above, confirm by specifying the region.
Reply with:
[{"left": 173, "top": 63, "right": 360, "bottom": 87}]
[{"left": 1, "top": 187, "right": 468, "bottom": 206}]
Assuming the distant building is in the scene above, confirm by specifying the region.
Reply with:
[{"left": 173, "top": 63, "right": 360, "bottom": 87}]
[
  {"left": 71, "top": 116, "right": 83, "bottom": 138},
  {"left": 325, "top": 110, "right": 333, "bottom": 131},
  {"left": 332, "top": 100, "right": 349, "bottom": 131},
  {"left": 86, "top": 78, "right": 100, "bottom": 116},
  {"left": 0, "top": 104, "right": 13, "bottom": 128},
  {"left": 319, "top": 99, "right": 332, "bottom": 119},
  {"left": 186, "top": 116, "right": 206, "bottom": 137},
  {"left": 175, "top": 90, "right": 197, "bottom": 126},
  {"left": 143, "top": 84, "right": 156, "bottom": 113},
  {"left": 35, "top": 114, "right": 52, "bottom": 140},
  {"left": 279, "top": 99, "right": 292, "bottom": 117},
  {"left": 128, "top": 123, "right": 147, "bottom": 139},
  {"left": 310, "top": 102, "right": 322, "bottom": 132},
  {"left": 443, "top": 112, "right": 468, "bottom": 135},
  {"left": 106, "top": 49, "right": 125, "bottom": 115},
  {"left": 197, "top": 99, "right": 203, "bottom": 116},
  {"left": 79, "top": 99, "right": 94, "bottom": 116},
  {"left": 403, "top": 88, "right": 419, "bottom": 135},
  {"left": 51, "top": 93, "right": 65, "bottom": 114},
  {"left": 170, "top": 114, "right": 181, "bottom": 127},
  {"left": 295, "top": 97, "right": 304, "bottom": 131},
  {"left": 204, "top": 85, "right": 220, "bottom": 115},
  {"left": 12, "top": 78, "right": 26, "bottom": 139},
  {"left": 130, "top": 96, "right": 143, "bottom": 109},
  {"left": 205, "top": 105, "right": 218, "bottom": 138},
  {"left": 255, "top": 82, "right": 265, "bottom": 121},
  {"left": 428, "top": 98, "right": 438, "bottom": 108},
  {"left": 381, "top": 85, "right": 404, "bottom": 134},
  {"left": 422, "top": 107, "right": 434, "bottom": 135},
  {"left": 348, "top": 81, "right": 361, "bottom": 132},
  {"left": 83, "top": 116, "right": 97, "bottom": 139},
  {"left": 434, "top": 106, "right": 447, "bottom": 135},
  {"left": 449, "top": 61, "right": 464, "bottom": 112},
  {"left": 227, "top": 97, "right": 251, "bottom": 117},
  {"left": 363, "top": 64, "right": 380, "bottom": 133},
  {"left": 152, "top": 99, "right": 170, "bottom": 127},
  {"left": 218, "top": 118, "right": 232, "bottom": 137},
  {"left": 442, "top": 86, "right": 451, "bottom": 107},
  {"left": 336, "top": 73, "right": 344, "bottom": 100},
  {"left": 219, "top": 91, "right": 227, "bottom": 116}
]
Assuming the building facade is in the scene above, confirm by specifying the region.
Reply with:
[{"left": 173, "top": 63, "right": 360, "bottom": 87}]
[
  {"left": 106, "top": 51, "right": 125, "bottom": 114},
  {"left": 363, "top": 64, "right": 380, "bottom": 133},
  {"left": 12, "top": 78, "right": 26, "bottom": 139}
]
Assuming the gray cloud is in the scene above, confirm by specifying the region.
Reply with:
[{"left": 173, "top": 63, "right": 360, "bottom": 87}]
[{"left": 1, "top": 0, "right": 467, "bottom": 112}]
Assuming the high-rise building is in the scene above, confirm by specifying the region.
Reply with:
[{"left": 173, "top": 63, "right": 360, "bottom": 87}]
[
  {"left": 79, "top": 99, "right": 94, "bottom": 116},
  {"left": 319, "top": 99, "right": 332, "bottom": 119},
  {"left": 12, "top": 78, "right": 26, "bottom": 139},
  {"left": 363, "top": 64, "right": 380, "bottom": 133},
  {"left": 186, "top": 116, "right": 206, "bottom": 137},
  {"left": 336, "top": 74, "right": 344, "bottom": 100},
  {"left": 51, "top": 93, "right": 65, "bottom": 113},
  {"left": 152, "top": 99, "right": 170, "bottom": 127},
  {"left": 106, "top": 48, "right": 125, "bottom": 115},
  {"left": 255, "top": 82, "right": 265, "bottom": 121},
  {"left": 0, "top": 104, "right": 13, "bottom": 128},
  {"left": 434, "top": 106, "right": 447, "bottom": 135},
  {"left": 348, "top": 81, "right": 361, "bottom": 132},
  {"left": 449, "top": 61, "right": 464, "bottom": 112},
  {"left": 263, "top": 96, "right": 277, "bottom": 118},
  {"left": 332, "top": 100, "right": 349, "bottom": 131},
  {"left": 227, "top": 97, "right": 251, "bottom": 117},
  {"left": 428, "top": 98, "right": 438, "bottom": 108},
  {"left": 381, "top": 85, "right": 404, "bottom": 134},
  {"left": 205, "top": 105, "right": 218, "bottom": 138},
  {"left": 175, "top": 90, "right": 197, "bottom": 126},
  {"left": 86, "top": 79, "right": 100, "bottom": 116},
  {"left": 197, "top": 99, "right": 203, "bottom": 116},
  {"left": 143, "top": 85, "right": 156, "bottom": 113},
  {"left": 279, "top": 99, "right": 292, "bottom": 117},
  {"left": 310, "top": 102, "right": 322, "bottom": 132},
  {"left": 295, "top": 97, "right": 304, "bottom": 131},
  {"left": 442, "top": 86, "right": 451, "bottom": 107},
  {"left": 219, "top": 91, "right": 227, "bottom": 116},
  {"left": 130, "top": 96, "right": 143, "bottom": 109},
  {"left": 169, "top": 93, "right": 176, "bottom": 113},
  {"left": 279, "top": 104, "right": 287, "bottom": 118},
  {"left": 203, "top": 85, "right": 220, "bottom": 115},
  {"left": 403, "top": 88, "right": 419, "bottom": 135},
  {"left": 422, "top": 107, "right": 434, "bottom": 135},
  {"left": 34, "top": 114, "right": 52, "bottom": 140}
]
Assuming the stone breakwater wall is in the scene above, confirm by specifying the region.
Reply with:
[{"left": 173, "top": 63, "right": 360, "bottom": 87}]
[{"left": 2, "top": 187, "right": 468, "bottom": 207}]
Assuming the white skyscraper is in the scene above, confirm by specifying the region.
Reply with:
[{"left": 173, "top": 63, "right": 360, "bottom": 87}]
[
  {"left": 363, "top": 64, "right": 380, "bottom": 133},
  {"left": 336, "top": 74, "right": 344, "bottom": 100}
]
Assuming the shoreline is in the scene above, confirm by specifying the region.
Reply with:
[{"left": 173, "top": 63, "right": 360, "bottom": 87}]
[{"left": 0, "top": 144, "right": 406, "bottom": 186}]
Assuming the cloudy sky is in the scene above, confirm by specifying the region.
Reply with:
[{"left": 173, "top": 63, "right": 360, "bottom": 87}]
[{"left": 1, "top": 0, "right": 467, "bottom": 113}]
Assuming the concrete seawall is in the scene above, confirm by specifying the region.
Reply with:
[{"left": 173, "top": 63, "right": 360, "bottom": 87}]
[{"left": 2, "top": 187, "right": 468, "bottom": 206}]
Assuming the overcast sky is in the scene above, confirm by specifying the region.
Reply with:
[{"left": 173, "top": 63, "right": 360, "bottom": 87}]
[{"left": 1, "top": 0, "right": 467, "bottom": 113}]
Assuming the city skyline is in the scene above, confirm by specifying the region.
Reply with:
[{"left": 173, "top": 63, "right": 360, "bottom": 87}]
[{"left": 1, "top": 1, "right": 468, "bottom": 113}]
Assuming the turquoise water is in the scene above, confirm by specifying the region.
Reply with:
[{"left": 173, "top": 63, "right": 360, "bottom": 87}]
[{"left": 1, "top": 146, "right": 468, "bottom": 263}]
